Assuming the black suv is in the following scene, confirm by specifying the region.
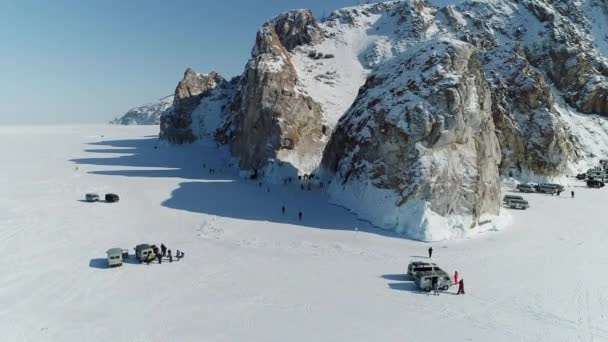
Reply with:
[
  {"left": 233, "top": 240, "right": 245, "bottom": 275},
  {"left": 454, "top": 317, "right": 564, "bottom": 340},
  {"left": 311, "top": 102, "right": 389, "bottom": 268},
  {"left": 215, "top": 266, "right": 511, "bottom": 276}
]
[{"left": 587, "top": 179, "right": 605, "bottom": 188}]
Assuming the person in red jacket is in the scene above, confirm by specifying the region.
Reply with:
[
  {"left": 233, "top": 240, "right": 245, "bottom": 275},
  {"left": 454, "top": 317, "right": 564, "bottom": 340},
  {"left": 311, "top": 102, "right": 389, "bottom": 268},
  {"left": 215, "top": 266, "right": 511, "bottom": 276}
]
[
  {"left": 457, "top": 279, "right": 465, "bottom": 295},
  {"left": 454, "top": 271, "right": 459, "bottom": 285}
]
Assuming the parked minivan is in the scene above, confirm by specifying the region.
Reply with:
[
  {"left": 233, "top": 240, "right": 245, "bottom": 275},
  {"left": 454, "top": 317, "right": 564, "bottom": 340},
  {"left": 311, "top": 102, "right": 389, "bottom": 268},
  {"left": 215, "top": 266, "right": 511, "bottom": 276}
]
[
  {"left": 135, "top": 244, "right": 155, "bottom": 262},
  {"left": 407, "top": 261, "right": 438, "bottom": 279},
  {"left": 414, "top": 269, "right": 453, "bottom": 292},
  {"left": 505, "top": 198, "right": 529, "bottom": 210},
  {"left": 516, "top": 184, "right": 535, "bottom": 193},
  {"left": 503, "top": 195, "right": 524, "bottom": 204},
  {"left": 85, "top": 193, "right": 100, "bottom": 202},
  {"left": 537, "top": 184, "right": 559, "bottom": 194},
  {"left": 106, "top": 248, "right": 123, "bottom": 267}
]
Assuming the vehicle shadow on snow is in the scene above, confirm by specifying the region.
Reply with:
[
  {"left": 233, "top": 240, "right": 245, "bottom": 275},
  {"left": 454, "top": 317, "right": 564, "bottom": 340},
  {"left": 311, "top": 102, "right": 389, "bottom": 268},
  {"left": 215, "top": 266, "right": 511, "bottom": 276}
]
[
  {"left": 71, "top": 137, "right": 405, "bottom": 238},
  {"left": 88, "top": 258, "right": 108, "bottom": 269},
  {"left": 382, "top": 275, "right": 451, "bottom": 295},
  {"left": 89, "top": 256, "right": 141, "bottom": 269},
  {"left": 381, "top": 274, "right": 409, "bottom": 281}
]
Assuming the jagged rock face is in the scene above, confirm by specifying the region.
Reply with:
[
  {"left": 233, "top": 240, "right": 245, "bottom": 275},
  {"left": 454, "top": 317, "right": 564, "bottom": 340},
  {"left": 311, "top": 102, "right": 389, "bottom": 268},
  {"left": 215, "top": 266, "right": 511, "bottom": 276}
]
[
  {"left": 160, "top": 69, "right": 225, "bottom": 144},
  {"left": 484, "top": 46, "right": 579, "bottom": 177},
  {"left": 218, "top": 11, "right": 324, "bottom": 173},
  {"left": 111, "top": 95, "right": 173, "bottom": 125},
  {"left": 518, "top": 0, "right": 608, "bottom": 116},
  {"left": 270, "top": 9, "right": 322, "bottom": 51},
  {"left": 445, "top": 0, "right": 589, "bottom": 177},
  {"left": 322, "top": 39, "right": 501, "bottom": 240}
]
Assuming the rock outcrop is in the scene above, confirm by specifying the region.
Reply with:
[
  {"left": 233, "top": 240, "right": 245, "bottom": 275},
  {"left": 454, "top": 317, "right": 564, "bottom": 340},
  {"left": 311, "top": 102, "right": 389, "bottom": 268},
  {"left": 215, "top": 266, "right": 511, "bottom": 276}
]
[
  {"left": 111, "top": 95, "right": 173, "bottom": 125},
  {"left": 322, "top": 39, "right": 501, "bottom": 240},
  {"left": 156, "top": 0, "right": 608, "bottom": 239},
  {"left": 160, "top": 69, "right": 226, "bottom": 144},
  {"left": 218, "top": 10, "right": 325, "bottom": 174}
]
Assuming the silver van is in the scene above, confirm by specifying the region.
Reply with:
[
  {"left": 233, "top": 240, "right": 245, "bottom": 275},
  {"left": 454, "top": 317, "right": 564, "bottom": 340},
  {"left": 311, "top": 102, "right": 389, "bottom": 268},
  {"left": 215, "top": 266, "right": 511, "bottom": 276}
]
[
  {"left": 516, "top": 184, "right": 535, "bottom": 193},
  {"left": 538, "top": 184, "right": 558, "bottom": 194},
  {"left": 505, "top": 198, "right": 529, "bottom": 210},
  {"left": 503, "top": 195, "right": 524, "bottom": 204},
  {"left": 85, "top": 193, "right": 100, "bottom": 202},
  {"left": 407, "top": 261, "right": 438, "bottom": 278},
  {"left": 414, "top": 269, "right": 453, "bottom": 292}
]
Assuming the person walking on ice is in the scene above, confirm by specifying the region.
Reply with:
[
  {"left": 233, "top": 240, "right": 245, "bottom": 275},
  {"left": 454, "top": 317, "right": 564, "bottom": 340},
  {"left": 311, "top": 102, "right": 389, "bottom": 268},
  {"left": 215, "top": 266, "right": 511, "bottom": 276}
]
[
  {"left": 161, "top": 243, "right": 167, "bottom": 257},
  {"left": 428, "top": 247, "right": 433, "bottom": 259},
  {"left": 168, "top": 249, "right": 173, "bottom": 262},
  {"left": 457, "top": 279, "right": 465, "bottom": 295},
  {"left": 571, "top": 190, "right": 575, "bottom": 198},
  {"left": 282, "top": 205, "right": 285, "bottom": 215}
]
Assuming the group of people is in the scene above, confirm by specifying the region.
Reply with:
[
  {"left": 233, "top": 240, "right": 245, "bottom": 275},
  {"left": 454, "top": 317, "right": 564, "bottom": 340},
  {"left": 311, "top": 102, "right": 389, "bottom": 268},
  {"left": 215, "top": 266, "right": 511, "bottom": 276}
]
[
  {"left": 428, "top": 247, "right": 465, "bottom": 295},
  {"left": 145, "top": 243, "right": 184, "bottom": 265}
]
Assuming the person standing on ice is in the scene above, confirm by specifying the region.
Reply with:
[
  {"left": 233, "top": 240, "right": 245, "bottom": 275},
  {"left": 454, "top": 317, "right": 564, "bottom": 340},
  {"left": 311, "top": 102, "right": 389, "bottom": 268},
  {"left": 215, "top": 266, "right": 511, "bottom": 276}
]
[
  {"left": 156, "top": 252, "right": 162, "bottom": 264},
  {"left": 571, "top": 190, "right": 575, "bottom": 198},
  {"left": 298, "top": 212, "right": 302, "bottom": 221},
  {"left": 282, "top": 205, "right": 285, "bottom": 215},
  {"left": 457, "top": 279, "right": 465, "bottom": 295},
  {"left": 428, "top": 247, "right": 433, "bottom": 259},
  {"left": 160, "top": 243, "right": 167, "bottom": 257},
  {"left": 454, "top": 271, "right": 459, "bottom": 285},
  {"left": 168, "top": 249, "right": 172, "bottom": 263},
  {"left": 176, "top": 249, "right": 181, "bottom": 261}
]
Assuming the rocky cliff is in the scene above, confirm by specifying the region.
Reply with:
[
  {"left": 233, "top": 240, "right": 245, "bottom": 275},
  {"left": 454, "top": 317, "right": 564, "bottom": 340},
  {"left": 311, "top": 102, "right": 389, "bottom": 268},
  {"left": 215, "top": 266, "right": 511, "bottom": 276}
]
[
  {"left": 157, "top": 0, "right": 608, "bottom": 240},
  {"left": 322, "top": 39, "right": 501, "bottom": 240},
  {"left": 160, "top": 69, "right": 228, "bottom": 144},
  {"left": 217, "top": 9, "right": 325, "bottom": 174}
]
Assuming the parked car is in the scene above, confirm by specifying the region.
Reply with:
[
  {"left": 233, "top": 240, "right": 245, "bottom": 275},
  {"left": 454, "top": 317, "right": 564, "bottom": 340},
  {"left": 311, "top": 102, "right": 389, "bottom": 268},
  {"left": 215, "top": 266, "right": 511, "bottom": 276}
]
[
  {"left": 587, "top": 179, "right": 605, "bottom": 188},
  {"left": 505, "top": 198, "right": 529, "bottom": 210},
  {"left": 105, "top": 193, "right": 120, "bottom": 203},
  {"left": 537, "top": 184, "right": 559, "bottom": 194},
  {"left": 576, "top": 173, "right": 588, "bottom": 180},
  {"left": 85, "top": 193, "right": 100, "bottom": 202},
  {"left": 503, "top": 195, "right": 524, "bottom": 204},
  {"left": 407, "top": 261, "right": 438, "bottom": 278},
  {"left": 135, "top": 244, "right": 155, "bottom": 262},
  {"left": 516, "top": 184, "right": 535, "bottom": 193},
  {"left": 414, "top": 269, "right": 453, "bottom": 292},
  {"left": 106, "top": 248, "right": 123, "bottom": 267}
]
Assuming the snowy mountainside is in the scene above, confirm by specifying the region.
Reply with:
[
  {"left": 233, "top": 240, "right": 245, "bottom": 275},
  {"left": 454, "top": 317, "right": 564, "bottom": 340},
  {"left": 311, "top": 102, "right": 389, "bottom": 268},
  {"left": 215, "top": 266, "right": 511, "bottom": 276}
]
[
  {"left": 159, "top": 0, "right": 608, "bottom": 239},
  {"left": 111, "top": 95, "right": 173, "bottom": 125}
]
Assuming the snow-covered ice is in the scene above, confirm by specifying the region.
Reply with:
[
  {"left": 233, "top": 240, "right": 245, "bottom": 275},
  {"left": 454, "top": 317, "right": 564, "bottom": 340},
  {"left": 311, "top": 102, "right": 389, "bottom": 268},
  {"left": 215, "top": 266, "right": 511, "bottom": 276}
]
[{"left": 2, "top": 124, "right": 608, "bottom": 341}]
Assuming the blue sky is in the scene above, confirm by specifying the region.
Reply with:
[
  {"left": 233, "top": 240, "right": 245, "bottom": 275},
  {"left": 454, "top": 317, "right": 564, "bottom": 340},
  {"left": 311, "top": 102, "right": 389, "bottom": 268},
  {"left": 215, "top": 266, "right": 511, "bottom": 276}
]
[{"left": 0, "top": 0, "right": 460, "bottom": 124}]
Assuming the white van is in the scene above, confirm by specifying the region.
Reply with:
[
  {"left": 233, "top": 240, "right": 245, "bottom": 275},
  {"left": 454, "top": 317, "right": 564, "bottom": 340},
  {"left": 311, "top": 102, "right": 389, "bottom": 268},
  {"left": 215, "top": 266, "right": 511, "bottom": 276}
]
[
  {"left": 407, "top": 261, "right": 438, "bottom": 278},
  {"left": 503, "top": 195, "right": 524, "bottom": 204},
  {"left": 414, "top": 270, "right": 453, "bottom": 292},
  {"left": 106, "top": 248, "right": 123, "bottom": 267},
  {"left": 506, "top": 198, "right": 529, "bottom": 210}
]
